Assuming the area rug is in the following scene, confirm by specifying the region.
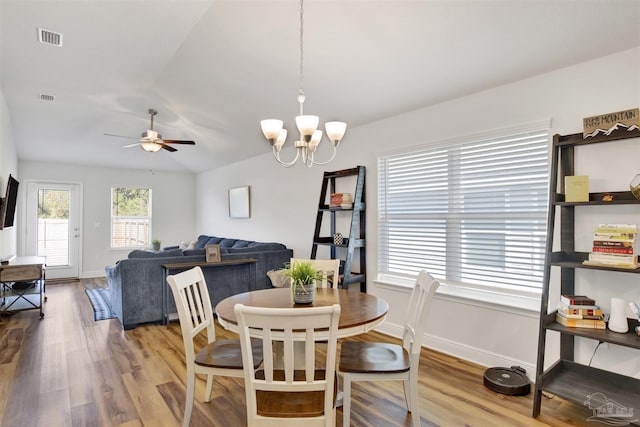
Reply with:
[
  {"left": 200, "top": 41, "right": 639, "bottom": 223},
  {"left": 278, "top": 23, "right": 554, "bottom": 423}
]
[{"left": 84, "top": 287, "right": 116, "bottom": 321}]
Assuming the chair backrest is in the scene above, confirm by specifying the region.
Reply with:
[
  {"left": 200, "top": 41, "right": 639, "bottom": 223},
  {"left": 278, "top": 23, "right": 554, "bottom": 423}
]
[
  {"left": 290, "top": 258, "right": 340, "bottom": 288},
  {"left": 403, "top": 270, "right": 440, "bottom": 357},
  {"left": 235, "top": 303, "right": 341, "bottom": 426},
  {"left": 167, "top": 266, "right": 216, "bottom": 363}
]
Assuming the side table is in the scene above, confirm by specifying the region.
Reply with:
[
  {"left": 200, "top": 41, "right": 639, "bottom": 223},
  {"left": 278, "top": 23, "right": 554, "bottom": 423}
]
[{"left": 161, "top": 258, "right": 257, "bottom": 324}]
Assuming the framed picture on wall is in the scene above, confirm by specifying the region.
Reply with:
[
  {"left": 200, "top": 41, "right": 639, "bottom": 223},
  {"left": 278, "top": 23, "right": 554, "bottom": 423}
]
[
  {"left": 205, "top": 244, "right": 221, "bottom": 263},
  {"left": 229, "top": 185, "right": 250, "bottom": 218}
]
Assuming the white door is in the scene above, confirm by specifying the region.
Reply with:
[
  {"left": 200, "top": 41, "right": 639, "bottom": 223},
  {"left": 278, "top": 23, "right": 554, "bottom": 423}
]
[{"left": 25, "top": 181, "right": 81, "bottom": 279}]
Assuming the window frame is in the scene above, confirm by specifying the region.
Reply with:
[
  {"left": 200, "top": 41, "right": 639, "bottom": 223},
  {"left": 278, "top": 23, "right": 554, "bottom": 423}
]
[
  {"left": 376, "top": 120, "right": 551, "bottom": 308},
  {"left": 110, "top": 187, "right": 153, "bottom": 250}
]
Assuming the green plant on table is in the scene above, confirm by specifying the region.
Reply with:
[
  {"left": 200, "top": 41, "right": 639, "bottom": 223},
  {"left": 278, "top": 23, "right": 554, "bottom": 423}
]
[{"left": 282, "top": 260, "right": 323, "bottom": 294}]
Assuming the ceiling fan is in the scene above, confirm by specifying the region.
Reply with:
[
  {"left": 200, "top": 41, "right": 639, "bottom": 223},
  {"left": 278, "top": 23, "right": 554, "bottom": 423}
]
[{"left": 105, "top": 108, "right": 196, "bottom": 152}]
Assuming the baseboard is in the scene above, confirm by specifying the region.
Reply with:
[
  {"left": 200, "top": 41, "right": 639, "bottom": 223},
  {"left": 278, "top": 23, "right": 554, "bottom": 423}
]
[
  {"left": 80, "top": 271, "right": 107, "bottom": 279},
  {"left": 375, "top": 321, "right": 537, "bottom": 382}
]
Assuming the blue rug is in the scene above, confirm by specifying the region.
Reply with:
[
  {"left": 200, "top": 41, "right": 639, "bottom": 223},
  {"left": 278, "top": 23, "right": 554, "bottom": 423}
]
[{"left": 85, "top": 287, "right": 116, "bottom": 321}]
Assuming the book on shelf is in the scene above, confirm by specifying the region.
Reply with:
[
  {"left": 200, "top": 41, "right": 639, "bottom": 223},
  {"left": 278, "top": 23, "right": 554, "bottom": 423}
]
[
  {"left": 557, "top": 303, "right": 603, "bottom": 317},
  {"left": 555, "top": 313, "right": 606, "bottom": 329},
  {"left": 582, "top": 260, "right": 640, "bottom": 269},
  {"left": 564, "top": 175, "right": 589, "bottom": 202},
  {"left": 592, "top": 240, "right": 634, "bottom": 247},
  {"left": 593, "top": 233, "right": 636, "bottom": 241},
  {"left": 560, "top": 294, "right": 595, "bottom": 306},
  {"left": 556, "top": 310, "right": 603, "bottom": 320},
  {"left": 588, "top": 252, "right": 637, "bottom": 264},
  {"left": 592, "top": 246, "right": 634, "bottom": 254},
  {"left": 329, "top": 193, "right": 344, "bottom": 207},
  {"left": 594, "top": 224, "right": 638, "bottom": 234}
]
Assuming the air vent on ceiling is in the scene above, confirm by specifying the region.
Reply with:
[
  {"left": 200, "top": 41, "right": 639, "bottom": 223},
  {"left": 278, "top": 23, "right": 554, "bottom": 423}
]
[
  {"left": 39, "top": 93, "right": 55, "bottom": 102},
  {"left": 38, "top": 28, "right": 63, "bottom": 47}
]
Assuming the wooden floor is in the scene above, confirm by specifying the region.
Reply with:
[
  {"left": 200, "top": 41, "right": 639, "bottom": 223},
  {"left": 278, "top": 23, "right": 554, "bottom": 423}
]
[{"left": 0, "top": 279, "right": 598, "bottom": 427}]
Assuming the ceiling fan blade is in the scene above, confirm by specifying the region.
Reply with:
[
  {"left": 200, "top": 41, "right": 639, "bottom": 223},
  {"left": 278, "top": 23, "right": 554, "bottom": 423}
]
[
  {"left": 162, "top": 140, "right": 196, "bottom": 145},
  {"left": 123, "top": 143, "right": 141, "bottom": 148},
  {"left": 105, "top": 133, "right": 138, "bottom": 140},
  {"left": 161, "top": 144, "right": 178, "bottom": 152}
]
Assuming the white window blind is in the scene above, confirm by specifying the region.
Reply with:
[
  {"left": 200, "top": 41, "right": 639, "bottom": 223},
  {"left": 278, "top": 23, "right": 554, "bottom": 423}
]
[{"left": 377, "top": 122, "right": 550, "bottom": 294}]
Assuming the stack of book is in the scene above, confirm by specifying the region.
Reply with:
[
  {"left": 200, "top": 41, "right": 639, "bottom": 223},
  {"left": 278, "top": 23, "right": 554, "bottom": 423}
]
[
  {"left": 329, "top": 193, "right": 353, "bottom": 208},
  {"left": 556, "top": 294, "right": 605, "bottom": 329},
  {"left": 582, "top": 224, "right": 639, "bottom": 269}
]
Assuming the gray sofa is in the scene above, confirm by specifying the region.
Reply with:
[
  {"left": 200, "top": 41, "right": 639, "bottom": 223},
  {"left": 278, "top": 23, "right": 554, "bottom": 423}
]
[{"left": 105, "top": 235, "right": 293, "bottom": 329}]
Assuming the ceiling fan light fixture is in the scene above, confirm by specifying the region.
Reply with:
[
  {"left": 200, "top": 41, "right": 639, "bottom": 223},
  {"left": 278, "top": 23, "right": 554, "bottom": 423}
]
[{"left": 140, "top": 141, "right": 162, "bottom": 152}]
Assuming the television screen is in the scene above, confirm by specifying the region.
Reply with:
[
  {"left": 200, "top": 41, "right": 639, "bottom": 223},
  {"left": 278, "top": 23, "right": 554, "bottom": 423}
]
[{"left": 1, "top": 174, "right": 19, "bottom": 229}]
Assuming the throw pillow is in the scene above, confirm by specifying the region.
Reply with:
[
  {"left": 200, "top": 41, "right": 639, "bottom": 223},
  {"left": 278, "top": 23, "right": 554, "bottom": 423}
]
[
  {"left": 267, "top": 269, "right": 290, "bottom": 288},
  {"left": 179, "top": 240, "right": 197, "bottom": 250}
]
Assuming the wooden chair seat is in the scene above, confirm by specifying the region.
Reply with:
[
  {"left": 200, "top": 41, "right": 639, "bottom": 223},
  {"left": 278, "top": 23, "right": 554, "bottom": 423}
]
[
  {"left": 339, "top": 342, "right": 410, "bottom": 374},
  {"left": 255, "top": 370, "right": 337, "bottom": 418},
  {"left": 195, "top": 338, "right": 262, "bottom": 369}
]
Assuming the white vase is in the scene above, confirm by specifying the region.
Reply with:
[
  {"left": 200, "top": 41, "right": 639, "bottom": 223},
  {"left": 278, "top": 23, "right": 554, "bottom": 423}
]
[{"left": 609, "top": 297, "right": 629, "bottom": 333}]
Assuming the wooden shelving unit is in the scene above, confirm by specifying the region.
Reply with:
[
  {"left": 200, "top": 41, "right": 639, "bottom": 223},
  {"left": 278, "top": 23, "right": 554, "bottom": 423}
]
[
  {"left": 533, "top": 129, "right": 640, "bottom": 419},
  {"left": 311, "top": 166, "right": 366, "bottom": 292}
]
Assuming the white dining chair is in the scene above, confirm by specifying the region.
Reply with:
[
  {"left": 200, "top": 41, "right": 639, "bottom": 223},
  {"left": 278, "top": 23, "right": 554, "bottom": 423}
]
[
  {"left": 290, "top": 258, "right": 340, "bottom": 288},
  {"left": 338, "top": 270, "right": 440, "bottom": 427},
  {"left": 234, "top": 303, "right": 341, "bottom": 427},
  {"left": 167, "top": 266, "right": 262, "bottom": 427}
]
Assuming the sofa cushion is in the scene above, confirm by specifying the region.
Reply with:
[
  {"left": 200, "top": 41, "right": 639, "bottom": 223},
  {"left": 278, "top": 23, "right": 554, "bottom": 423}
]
[
  {"left": 183, "top": 249, "right": 205, "bottom": 256},
  {"left": 128, "top": 249, "right": 184, "bottom": 259},
  {"left": 247, "top": 242, "right": 287, "bottom": 251},
  {"left": 232, "top": 240, "right": 253, "bottom": 248},
  {"left": 206, "top": 237, "right": 223, "bottom": 246},
  {"left": 218, "top": 238, "right": 238, "bottom": 248},
  {"left": 196, "top": 235, "right": 213, "bottom": 249}
]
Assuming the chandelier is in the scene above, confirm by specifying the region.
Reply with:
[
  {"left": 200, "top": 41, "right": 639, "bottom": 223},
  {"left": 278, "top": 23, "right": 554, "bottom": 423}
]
[{"left": 260, "top": 0, "right": 347, "bottom": 168}]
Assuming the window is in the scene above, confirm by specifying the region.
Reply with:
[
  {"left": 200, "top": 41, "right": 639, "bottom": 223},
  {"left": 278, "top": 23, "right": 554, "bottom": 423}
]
[
  {"left": 111, "top": 187, "right": 152, "bottom": 249},
  {"left": 377, "top": 121, "right": 550, "bottom": 297}
]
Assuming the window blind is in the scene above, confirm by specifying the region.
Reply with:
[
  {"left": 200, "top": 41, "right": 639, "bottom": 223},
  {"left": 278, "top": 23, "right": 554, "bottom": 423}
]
[{"left": 377, "top": 122, "right": 550, "bottom": 292}]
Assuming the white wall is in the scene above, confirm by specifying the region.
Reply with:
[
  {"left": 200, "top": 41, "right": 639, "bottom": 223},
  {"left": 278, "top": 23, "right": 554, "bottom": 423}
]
[
  {"left": 18, "top": 162, "right": 197, "bottom": 277},
  {"left": 197, "top": 47, "right": 640, "bottom": 379},
  {"left": 0, "top": 87, "right": 19, "bottom": 259}
]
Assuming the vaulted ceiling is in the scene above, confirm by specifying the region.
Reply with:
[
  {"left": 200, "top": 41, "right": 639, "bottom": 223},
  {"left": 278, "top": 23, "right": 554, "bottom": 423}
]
[{"left": 1, "top": 1, "right": 639, "bottom": 173}]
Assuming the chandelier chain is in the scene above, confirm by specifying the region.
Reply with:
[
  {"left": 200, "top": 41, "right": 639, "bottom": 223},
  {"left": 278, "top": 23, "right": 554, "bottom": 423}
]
[{"left": 299, "top": 0, "right": 304, "bottom": 99}]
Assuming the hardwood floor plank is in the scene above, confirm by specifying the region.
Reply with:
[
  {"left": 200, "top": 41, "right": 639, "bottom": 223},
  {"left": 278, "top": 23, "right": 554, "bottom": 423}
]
[
  {"left": 70, "top": 402, "right": 101, "bottom": 427},
  {"left": 121, "top": 371, "right": 179, "bottom": 427},
  {"left": 67, "top": 349, "right": 96, "bottom": 409},
  {"left": 37, "top": 388, "right": 71, "bottom": 427},
  {"left": 90, "top": 358, "right": 139, "bottom": 426},
  {"left": 156, "top": 381, "right": 215, "bottom": 427},
  {"left": 39, "top": 341, "right": 68, "bottom": 393},
  {"left": 0, "top": 279, "right": 608, "bottom": 427},
  {"left": 0, "top": 327, "right": 24, "bottom": 364}
]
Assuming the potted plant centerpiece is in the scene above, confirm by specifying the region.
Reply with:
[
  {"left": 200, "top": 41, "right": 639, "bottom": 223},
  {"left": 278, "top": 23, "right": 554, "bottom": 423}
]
[
  {"left": 151, "top": 239, "right": 161, "bottom": 252},
  {"left": 282, "top": 260, "right": 323, "bottom": 304}
]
